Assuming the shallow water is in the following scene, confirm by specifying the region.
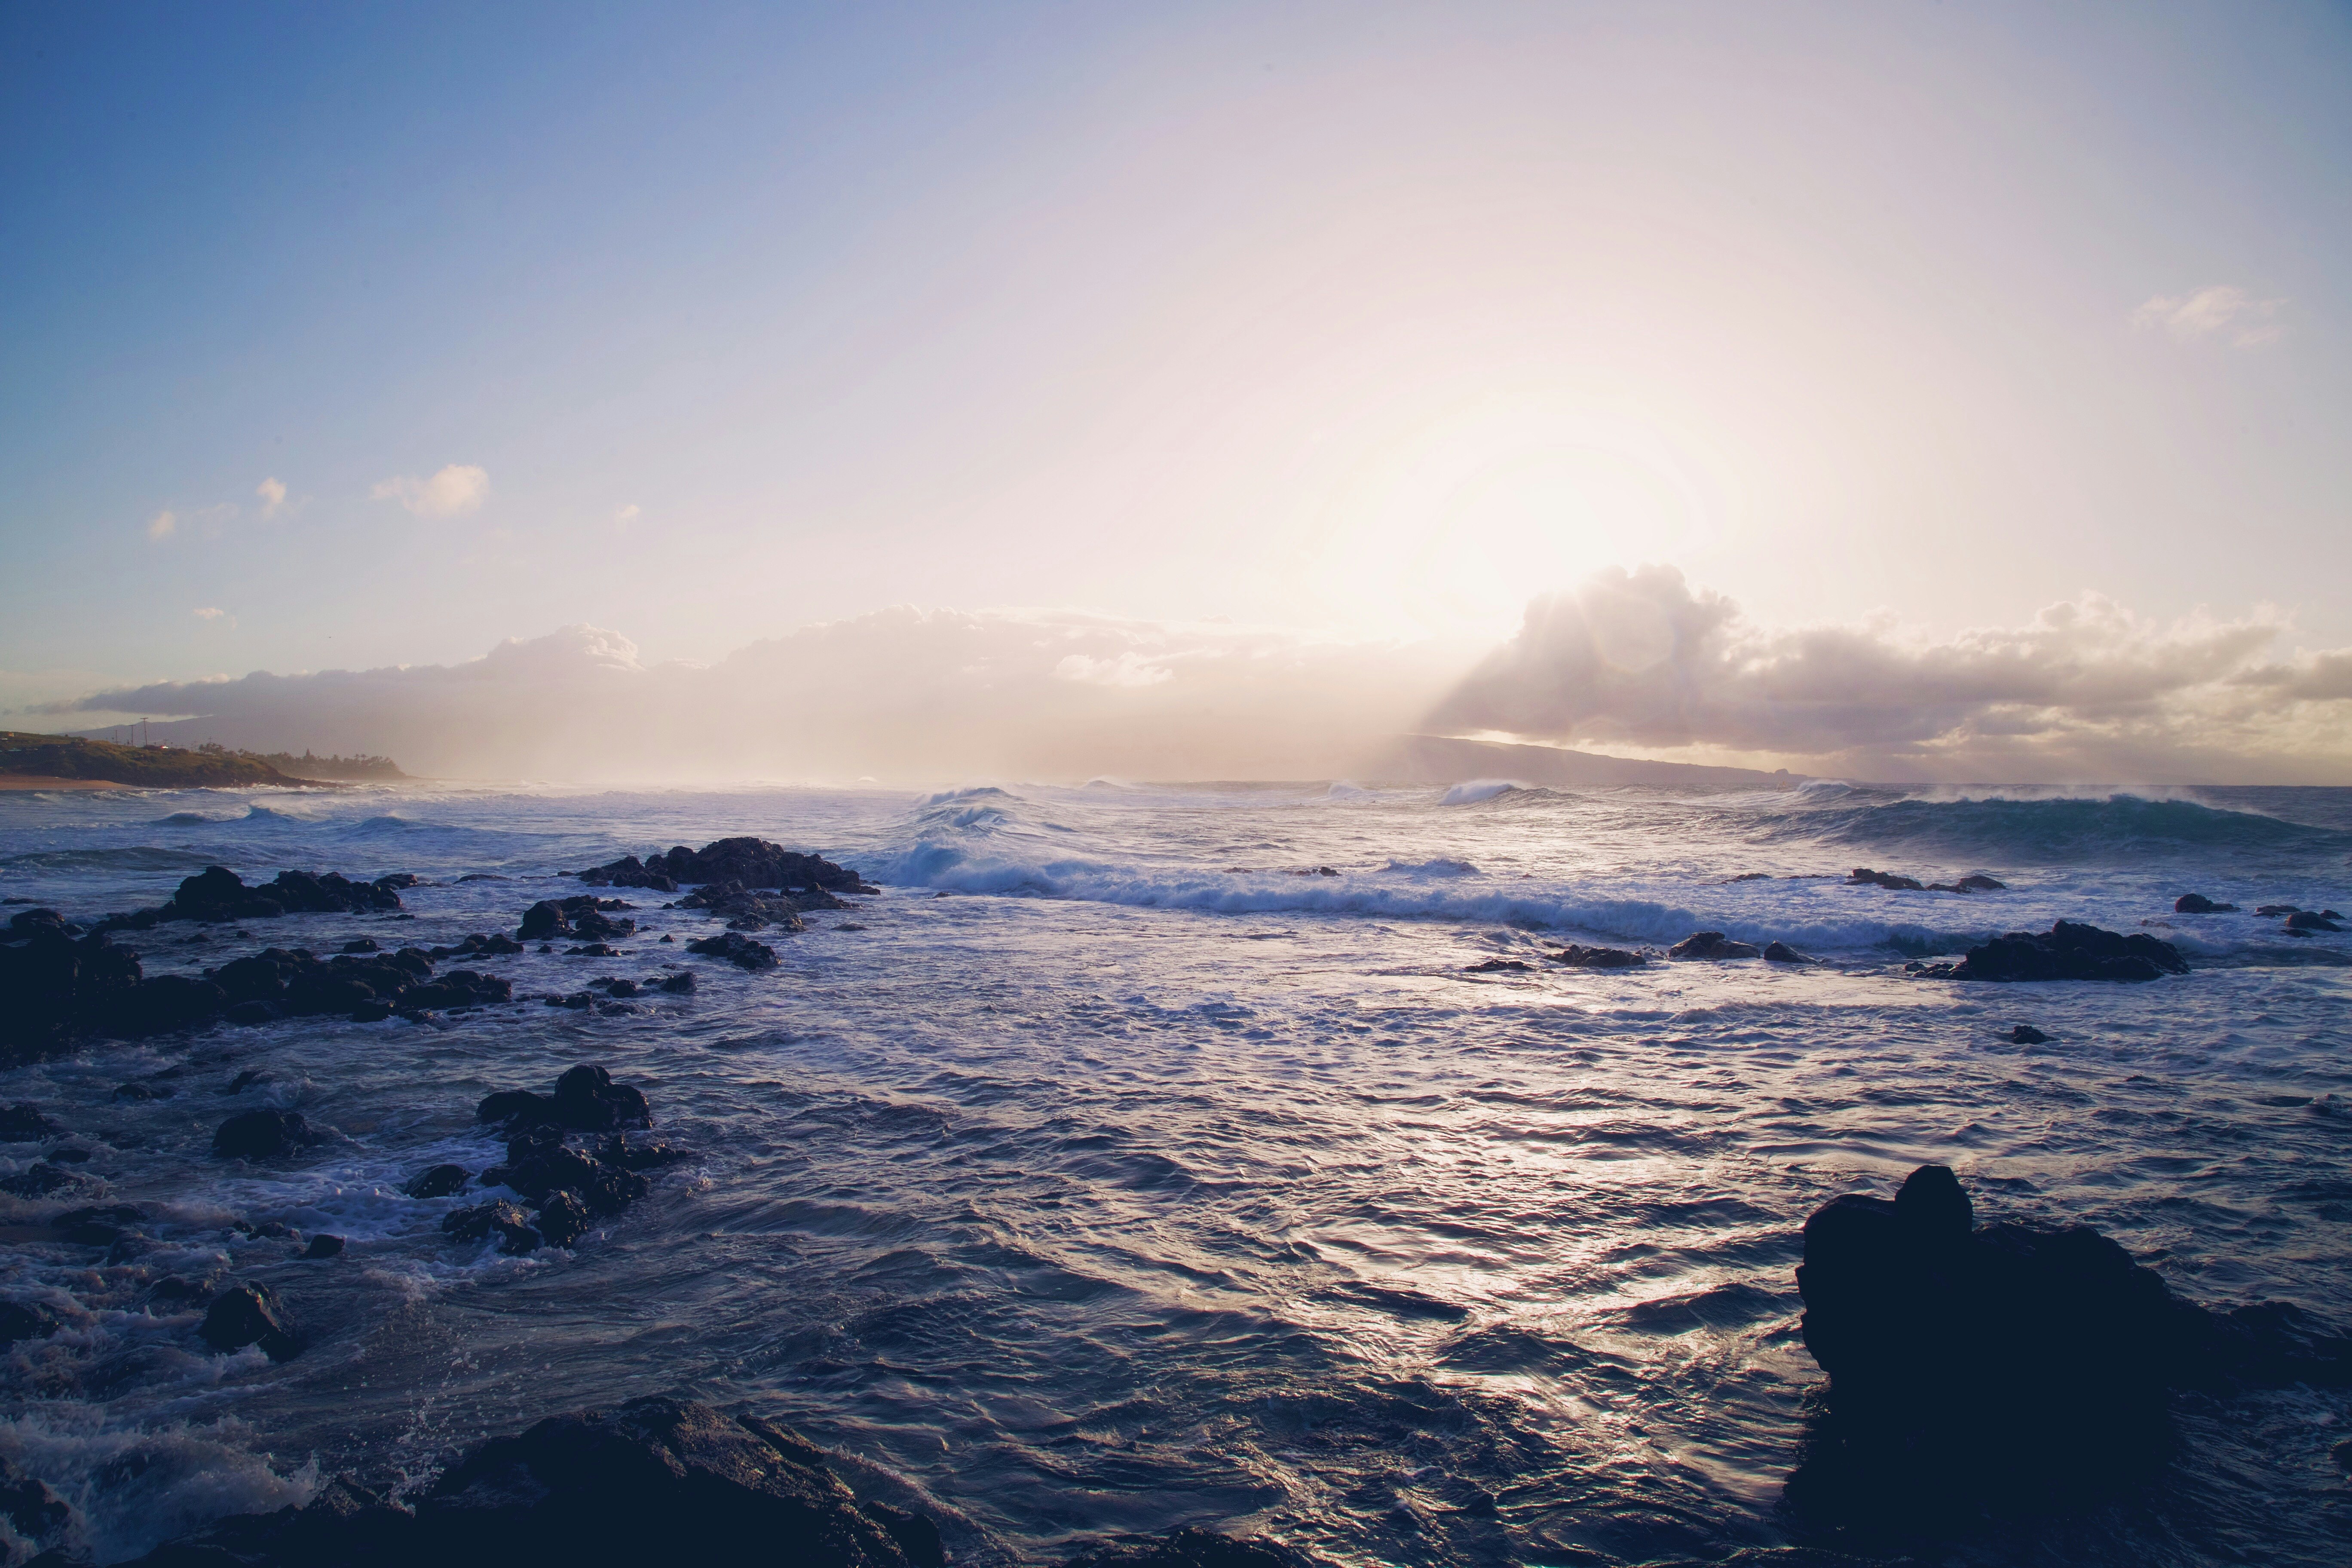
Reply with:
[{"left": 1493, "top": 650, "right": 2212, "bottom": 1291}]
[{"left": 1, "top": 779, "right": 2349, "bottom": 1565}]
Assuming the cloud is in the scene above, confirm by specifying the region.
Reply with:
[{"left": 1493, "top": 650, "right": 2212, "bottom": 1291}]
[
  {"left": 40, "top": 610, "right": 1462, "bottom": 783},
  {"left": 614, "top": 504, "right": 640, "bottom": 527},
  {"left": 1427, "top": 566, "right": 2352, "bottom": 782},
  {"left": 2133, "top": 285, "right": 2285, "bottom": 347},
  {"left": 146, "top": 510, "right": 176, "bottom": 540},
  {"left": 256, "top": 477, "right": 287, "bottom": 518},
  {"left": 370, "top": 463, "right": 490, "bottom": 518},
  {"left": 193, "top": 607, "right": 227, "bottom": 621}
]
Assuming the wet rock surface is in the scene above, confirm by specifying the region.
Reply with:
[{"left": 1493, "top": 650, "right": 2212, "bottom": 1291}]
[
  {"left": 1907, "top": 920, "right": 2188, "bottom": 982},
  {"left": 198, "top": 1281, "right": 303, "bottom": 1361},
  {"left": 125, "top": 1397, "right": 943, "bottom": 1568},
  {"left": 579, "top": 836, "right": 875, "bottom": 896},
  {"left": 1846, "top": 867, "right": 2006, "bottom": 893},
  {"left": 1544, "top": 942, "right": 1648, "bottom": 968},
  {"left": 438, "top": 1067, "right": 680, "bottom": 1254},
  {"left": 1668, "top": 931, "right": 1761, "bottom": 960},
  {"left": 212, "top": 1108, "right": 314, "bottom": 1160},
  {"left": 686, "top": 929, "right": 778, "bottom": 970},
  {"left": 1790, "top": 1164, "right": 2352, "bottom": 1519}
]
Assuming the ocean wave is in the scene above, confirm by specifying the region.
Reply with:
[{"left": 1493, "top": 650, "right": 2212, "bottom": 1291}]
[
  {"left": 1380, "top": 858, "right": 1481, "bottom": 877},
  {"left": 861, "top": 842, "right": 1985, "bottom": 952},
  {"left": 1439, "top": 779, "right": 1534, "bottom": 806},
  {"left": 913, "top": 785, "right": 1017, "bottom": 808},
  {"left": 1752, "top": 793, "right": 2352, "bottom": 863}
]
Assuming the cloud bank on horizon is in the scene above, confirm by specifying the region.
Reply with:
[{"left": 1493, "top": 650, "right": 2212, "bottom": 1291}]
[{"left": 38, "top": 571, "right": 2352, "bottom": 786}]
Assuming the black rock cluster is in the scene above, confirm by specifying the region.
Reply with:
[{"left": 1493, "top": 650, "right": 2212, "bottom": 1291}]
[
  {"left": 518, "top": 896, "right": 636, "bottom": 942},
  {"left": 436, "top": 1066, "right": 686, "bottom": 1254},
  {"left": 576, "top": 836, "right": 874, "bottom": 895},
  {"left": 1906, "top": 919, "right": 2188, "bottom": 982}
]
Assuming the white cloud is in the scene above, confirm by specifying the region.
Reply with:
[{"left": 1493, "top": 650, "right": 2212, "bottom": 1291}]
[
  {"left": 146, "top": 510, "right": 177, "bottom": 541},
  {"left": 614, "top": 504, "right": 641, "bottom": 527},
  {"left": 2133, "top": 285, "right": 2285, "bottom": 347},
  {"left": 257, "top": 476, "right": 287, "bottom": 518},
  {"left": 371, "top": 463, "right": 490, "bottom": 518},
  {"left": 193, "top": 607, "right": 226, "bottom": 621}
]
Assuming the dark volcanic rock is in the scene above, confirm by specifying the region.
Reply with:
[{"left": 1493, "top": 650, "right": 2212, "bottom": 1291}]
[
  {"left": 128, "top": 865, "right": 407, "bottom": 927},
  {"left": 1914, "top": 920, "right": 2189, "bottom": 982},
  {"left": 1462, "top": 956, "right": 1529, "bottom": 972},
  {"left": 0, "top": 1102, "right": 60, "bottom": 1141},
  {"left": 2174, "top": 893, "right": 2238, "bottom": 914},
  {"left": 1789, "top": 1163, "right": 2352, "bottom": 1516},
  {"left": 1846, "top": 867, "right": 1924, "bottom": 891},
  {"left": 0, "top": 1454, "right": 71, "bottom": 1551},
  {"left": 0, "top": 923, "right": 144, "bottom": 1060},
  {"left": 656, "top": 970, "right": 696, "bottom": 993},
  {"left": 2009, "top": 1024, "right": 2053, "bottom": 1044},
  {"left": 519, "top": 896, "right": 636, "bottom": 942},
  {"left": 199, "top": 1281, "right": 303, "bottom": 1360},
  {"left": 404, "top": 1163, "right": 471, "bottom": 1198},
  {"left": 0, "top": 1162, "right": 84, "bottom": 1198},
  {"left": 212, "top": 1108, "right": 313, "bottom": 1160},
  {"left": 1066, "top": 1528, "right": 1311, "bottom": 1568},
  {"left": 0, "top": 1300, "right": 61, "bottom": 1346},
  {"left": 678, "top": 881, "right": 817, "bottom": 929},
  {"left": 52, "top": 1204, "right": 145, "bottom": 1245},
  {"left": 1761, "top": 941, "right": 1818, "bottom": 964},
  {"left": 128, "top": 1397, "right": 937, "bottom": 1568},
  {"left": 585, "top": 837, "right": 875, "bottom": 898},
  {"left": 477, "top": 1065, "right": 650, "bottom": 1134},
  {"left": 1668, "top": 931, "right": 1761, "bottom": 960},
  {"left": 532, "top": 1190, "right": 592, "bottom": 1248},
  {"left": 686, "top": 930, "right": 777, "bottom": 970},
  {"left": 398, "top": 969, "right": 514, "bottom": 1011},
  {"left": 442, "top": 1200, "right": 541, "bottom": 1254},
  {"left": 2286, "top": 909, "right": 2345, "bottom": 932}
]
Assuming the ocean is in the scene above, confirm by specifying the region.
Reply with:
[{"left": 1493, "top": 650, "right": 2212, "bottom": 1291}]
[{"left": 1, "top": 778, "right": 2348, "bottom": 1566}]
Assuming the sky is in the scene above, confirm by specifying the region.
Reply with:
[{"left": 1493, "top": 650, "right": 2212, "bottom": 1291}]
[{"left": 3, "top": 2, "right": 2349, "bottom": 782}]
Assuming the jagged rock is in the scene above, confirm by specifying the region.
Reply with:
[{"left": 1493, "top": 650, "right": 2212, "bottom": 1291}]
[
  {"left": 519, "top": 897, "right": 636, "bottom": 942},
  {"left": 1668, "top": 931, "right": 1761, "bottom": 960},
  {"left": 404, "top": 1163, "right": 471, "bottom": 1198},
  {"left": 564, "top": 943, "right": 622, "bottom": 957},
  {"left": 597, "top": 1134, "right": 692, "bottom": 1171},
  {"left": 533, "top": 1190, "right": 592, "bottom": 1248},
  {"left": 2285, "top": 910, "right": 2345, "bottom": 933},
  {"left": 686, "top": 931, "right": 777, "bottom": 970},
  {"left": 212, "top": 1108, "right": 314, "bottom": 1160},
  {"left": 1066, "top": 1526, "right": 1311, "bottom": 1568},
  {"left": 442, "top": 1200, "right": 541, "bottom": 1254},
  {"left": 656, "top": 970, "right": 695, "bottom": 994},
  {"left": 300, "top": 1234, "right": 346, "bottom": 1259},
  {"left": 117, "top": 866, "right": 407, "bottom": 927},
  {"left": 0, "top": 1300, "right": 61, "bottom": 1345},
  {"left": 128, "top": 1397, "right": 937, "bottom": 1568},
  {"left": 1762, "top": 941, "right": 1818, "bottom": 964},
  {"left": 0, "top": 1162, "right": 84, "bottom": 1197},
  {"left": 1790, "top": 1163, "right": 2352, "bottom": 1512},
  {"left": 1910, "top": 920, "right": 2188, "bottom": 982},
  {"left": 1463, "top": 956, "right": 1529, "bottom": 972},
  {"left": 0, "top": 923, "right": 144, "bottom": 1060},
  {"left": 677, "top": 880, "right": 824, "bottom": 926},
  {"left": 485, "top": 1130, "right": 648, "bottom": 1216},
  {"left": 584, "top": 838, "right": 874, "bottom": 897},
  {"left": 199, "top": 1281, "right": 303, "bottom": 1360},
  {"left": 0, "top": 1454, "right": 71, "bottom": 1550},
  {"left": 398, "top": 969, "right": 514, "bottom": 1011},
  {"left": 2174, "top": 893, "right": 2238, "bottom": 914},
  {"left": 0, "top": 1102, "right": 60, "bottom": 1141},
  {"left": 477, "top": 1065, "right": 650, "bottom": 1134},
  {"left": 103, "top": 972, "right": 229, "bottom": 1036},
  {"left": 2009, "top": 1024, "right": 2052, "bottom": 1044},
  {"left": 427, "top": 932, "right": 527, "bottom": 959},
  {"left": 1847, "top": 867, "right": 2005, "bottom": 894},
  {"left": 1545, "top": 943, "right": 1647, "bottom": 968}
]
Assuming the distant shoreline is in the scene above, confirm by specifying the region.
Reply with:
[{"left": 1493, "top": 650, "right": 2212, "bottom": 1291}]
[{"left": 0, "top": 773, "right": 340, "bottom": 793}]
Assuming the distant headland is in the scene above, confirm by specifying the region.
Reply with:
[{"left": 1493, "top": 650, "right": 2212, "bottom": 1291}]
[{"left": 0, "top": 732, "right": 409, "bottom": 790}]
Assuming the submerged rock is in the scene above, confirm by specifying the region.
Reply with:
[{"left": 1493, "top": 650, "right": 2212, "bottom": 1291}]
[
  {"left": 1847, "top": 867, "right": 2005, "bottom": 894},
  {"left": 0, "top": 1102, "right": 60, "bottom": 1141},
  {"left": 127, "top": 1397, "right": 939, "bottom": 1568},
  {"left": 300, "top": 1234, "right": 346, "bottom": 1260},
  {"left": 2008, "top": 1024, "right": 2052, "bottom": 1044},
  {"left": 2285, "top": 909, "right": 2346, "bottom": 933},
  {"left": 1462, "top": 956, "right": 1529, "bottom": 972},
  {"left": 199, "top": 1281, "right": 303, "bottom": 1360},
  {"left": 404, "top": 1163, "right": 471, "bottom": 1198},
  {"left": 212, "top": 1108, "right": 314, "bottom": 1160},
  {"left": 1910, "top": 920, "right": 2188, "bottom": 982},
  {"left": 2173, "top": 893, "right": 2239, "bottom": 913},
  {"left": 0, "top": 1300, "right": 61, "bottom": 1346},
  {"left": 583, "top": 838, "right": 875, "bottom": 897},
  {"left": 1668, "top": 931, "right": 1761, "bottom": 960},
  {"left": 442, "top": 1199, "right": 541, "bottom": 1255},
  {"left": 1761, "top": 941, "right": 1818, "bottom": 964}
]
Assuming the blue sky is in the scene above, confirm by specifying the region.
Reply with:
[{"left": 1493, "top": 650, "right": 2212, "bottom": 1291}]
[{"left": 4, "top": 2, "right": 2350, "bottom": 777}]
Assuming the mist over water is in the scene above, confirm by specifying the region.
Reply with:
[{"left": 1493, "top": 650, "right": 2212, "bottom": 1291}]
[{"left": 1, "top": 779, "right": 2348, "bottom": 1565}]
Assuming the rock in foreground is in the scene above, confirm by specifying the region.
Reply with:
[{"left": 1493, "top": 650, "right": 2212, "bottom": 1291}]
[
  {"left": 1908, "top": 920, "right": 2187, "bottom": 982},
  {"left": 1791, "top": 1163, "right": 2352, "bottom": 1513},
  {"left": 128, "top": 1397, "right": 936, "bottom": 1568}
]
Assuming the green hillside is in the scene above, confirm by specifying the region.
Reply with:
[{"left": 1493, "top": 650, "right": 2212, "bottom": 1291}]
[{"left": 0, "top": 732, "right": 322, "bottom": 787}]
